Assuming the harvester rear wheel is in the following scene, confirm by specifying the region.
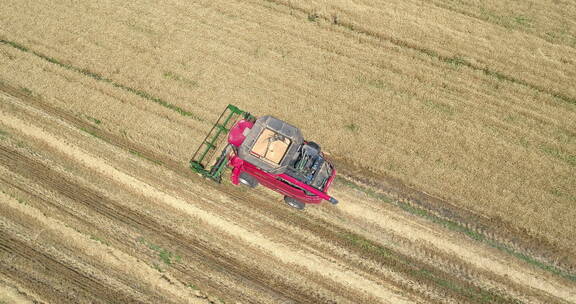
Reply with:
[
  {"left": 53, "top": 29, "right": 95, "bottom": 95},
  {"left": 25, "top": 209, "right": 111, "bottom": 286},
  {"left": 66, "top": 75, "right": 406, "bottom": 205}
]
[
  {"left": 307, "top": 141, "right": 321, "bottom": 152},
  {"left": 284, "top": 197, "right": 305, "bottom": 210},
  {"left": 239, "top": 172, "right": 259, "bottom": 188}
]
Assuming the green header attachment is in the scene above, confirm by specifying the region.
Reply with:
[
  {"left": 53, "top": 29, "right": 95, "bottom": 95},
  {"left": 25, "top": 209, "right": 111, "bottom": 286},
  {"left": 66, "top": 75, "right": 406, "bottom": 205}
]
[{"left": 190, "top": 104, "right": 254, "bottom": 182}]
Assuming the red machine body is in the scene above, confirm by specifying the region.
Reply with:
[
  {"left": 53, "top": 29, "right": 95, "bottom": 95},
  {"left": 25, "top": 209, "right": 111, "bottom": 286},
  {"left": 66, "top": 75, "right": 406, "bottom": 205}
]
[{"left": 226, "top": 118, "right": 338, "bottom": 207}]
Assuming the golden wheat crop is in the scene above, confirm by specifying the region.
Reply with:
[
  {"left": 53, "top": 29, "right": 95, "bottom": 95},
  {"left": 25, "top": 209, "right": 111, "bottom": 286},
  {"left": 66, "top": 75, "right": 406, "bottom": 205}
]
[{"left": 1, "top": 0, "right": 575, "bottom": 253}]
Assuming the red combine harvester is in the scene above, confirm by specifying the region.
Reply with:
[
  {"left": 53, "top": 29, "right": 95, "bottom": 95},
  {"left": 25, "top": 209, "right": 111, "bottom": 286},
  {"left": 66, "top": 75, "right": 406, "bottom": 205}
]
[{"left": 190, "top": 105, "right": 338, "bottom": 209}]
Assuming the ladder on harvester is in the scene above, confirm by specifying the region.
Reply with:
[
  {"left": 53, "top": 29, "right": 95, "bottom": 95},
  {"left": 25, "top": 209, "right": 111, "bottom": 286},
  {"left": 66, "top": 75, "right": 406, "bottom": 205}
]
[{"left": 190, "top": 104, "right": 255, "bottom": 182}]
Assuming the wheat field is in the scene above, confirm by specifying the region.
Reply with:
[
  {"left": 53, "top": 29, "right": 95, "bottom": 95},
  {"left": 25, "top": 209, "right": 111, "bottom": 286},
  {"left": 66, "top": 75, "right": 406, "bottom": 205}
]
[
  {"left": 1, "top": 0, "right": 575, "bottom": 302},
  {"left": 2, "top": 0, "right": 574, "bottom": 252}
]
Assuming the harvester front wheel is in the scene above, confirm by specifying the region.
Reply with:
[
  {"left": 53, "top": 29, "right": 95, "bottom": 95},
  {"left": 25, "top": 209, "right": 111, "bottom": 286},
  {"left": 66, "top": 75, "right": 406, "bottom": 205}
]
[
  {"left": 239, "top": 172, "right": 259, "bottom": 188},
  {"left": 284, "top": 197, "right": 305, "bottom": 210}
]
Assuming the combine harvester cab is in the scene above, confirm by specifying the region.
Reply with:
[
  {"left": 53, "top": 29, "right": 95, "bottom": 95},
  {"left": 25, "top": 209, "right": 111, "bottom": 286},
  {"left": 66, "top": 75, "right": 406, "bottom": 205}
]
[{"left": 191, "top": 104, "right": 338, "bottom": 210}]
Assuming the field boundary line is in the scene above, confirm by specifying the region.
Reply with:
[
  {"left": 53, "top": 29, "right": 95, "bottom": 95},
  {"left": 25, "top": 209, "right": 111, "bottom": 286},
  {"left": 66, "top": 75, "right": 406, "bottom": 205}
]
[
  {"left": 0, "top": 39, "right": 204, "bottom": 122},
  {"left": 259, "top": 0, "right": 576, "bottom": 106}
]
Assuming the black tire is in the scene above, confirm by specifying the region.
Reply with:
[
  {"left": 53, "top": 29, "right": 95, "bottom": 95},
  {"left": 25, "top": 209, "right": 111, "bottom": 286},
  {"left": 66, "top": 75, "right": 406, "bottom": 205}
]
[
  {"left": 239, "top": 172, "right": 258, "bottom": 188},
  {"left": 284, "top": 197, "right": 305, "bottom": 210},
  {"left": 307, "top": 141, "right": 321, "bottom": 152}
]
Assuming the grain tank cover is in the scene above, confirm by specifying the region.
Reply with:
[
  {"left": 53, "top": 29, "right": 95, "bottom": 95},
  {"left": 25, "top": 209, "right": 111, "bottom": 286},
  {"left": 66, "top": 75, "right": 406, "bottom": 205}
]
[{"left": 238, "top": 115, "right": 303, "bottom": 174}]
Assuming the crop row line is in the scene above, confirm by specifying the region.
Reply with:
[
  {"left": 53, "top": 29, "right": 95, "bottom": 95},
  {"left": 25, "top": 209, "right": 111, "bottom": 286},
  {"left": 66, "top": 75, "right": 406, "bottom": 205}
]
[
  {"left": 0, "top": 39, "right": 205, "bottom": 122},
  {"left": 261, "top": 0, "right": 576, "bottom": 106}
]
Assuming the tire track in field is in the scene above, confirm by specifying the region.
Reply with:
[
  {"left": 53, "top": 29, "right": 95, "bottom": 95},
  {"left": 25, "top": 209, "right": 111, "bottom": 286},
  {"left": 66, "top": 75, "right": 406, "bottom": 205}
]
[
  {"left": 0, "top": 229, "right": 138, "bottom": 304},
  {"left": 1, "top": 81, "right": 566, "bottom": 303},
  {"left": 253, "top": 0, "right": 576, "bottom": 106},
  {"left": 202, "top": 165, "right": 570, "bottom": 303},
  {"left": 0, "top": 277, "right": 35, "bottom": 304},
  {"left": 0, "top": 183, "right": 269, "bottom": 304},
  {"left": 331, "top": 187, "right": 576, "bottom": 303},
  {"left": 331, "top": 155, "right": 576, "bottom": 281},
  {"left": 0, "top": 188, "right": 218, "bottom": 304},
  {"left": 0, "top": 146, "right": 325, "bottom": 304},
  {"left": 0, "top": 147, "right": 400, "bottom": 303}
]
